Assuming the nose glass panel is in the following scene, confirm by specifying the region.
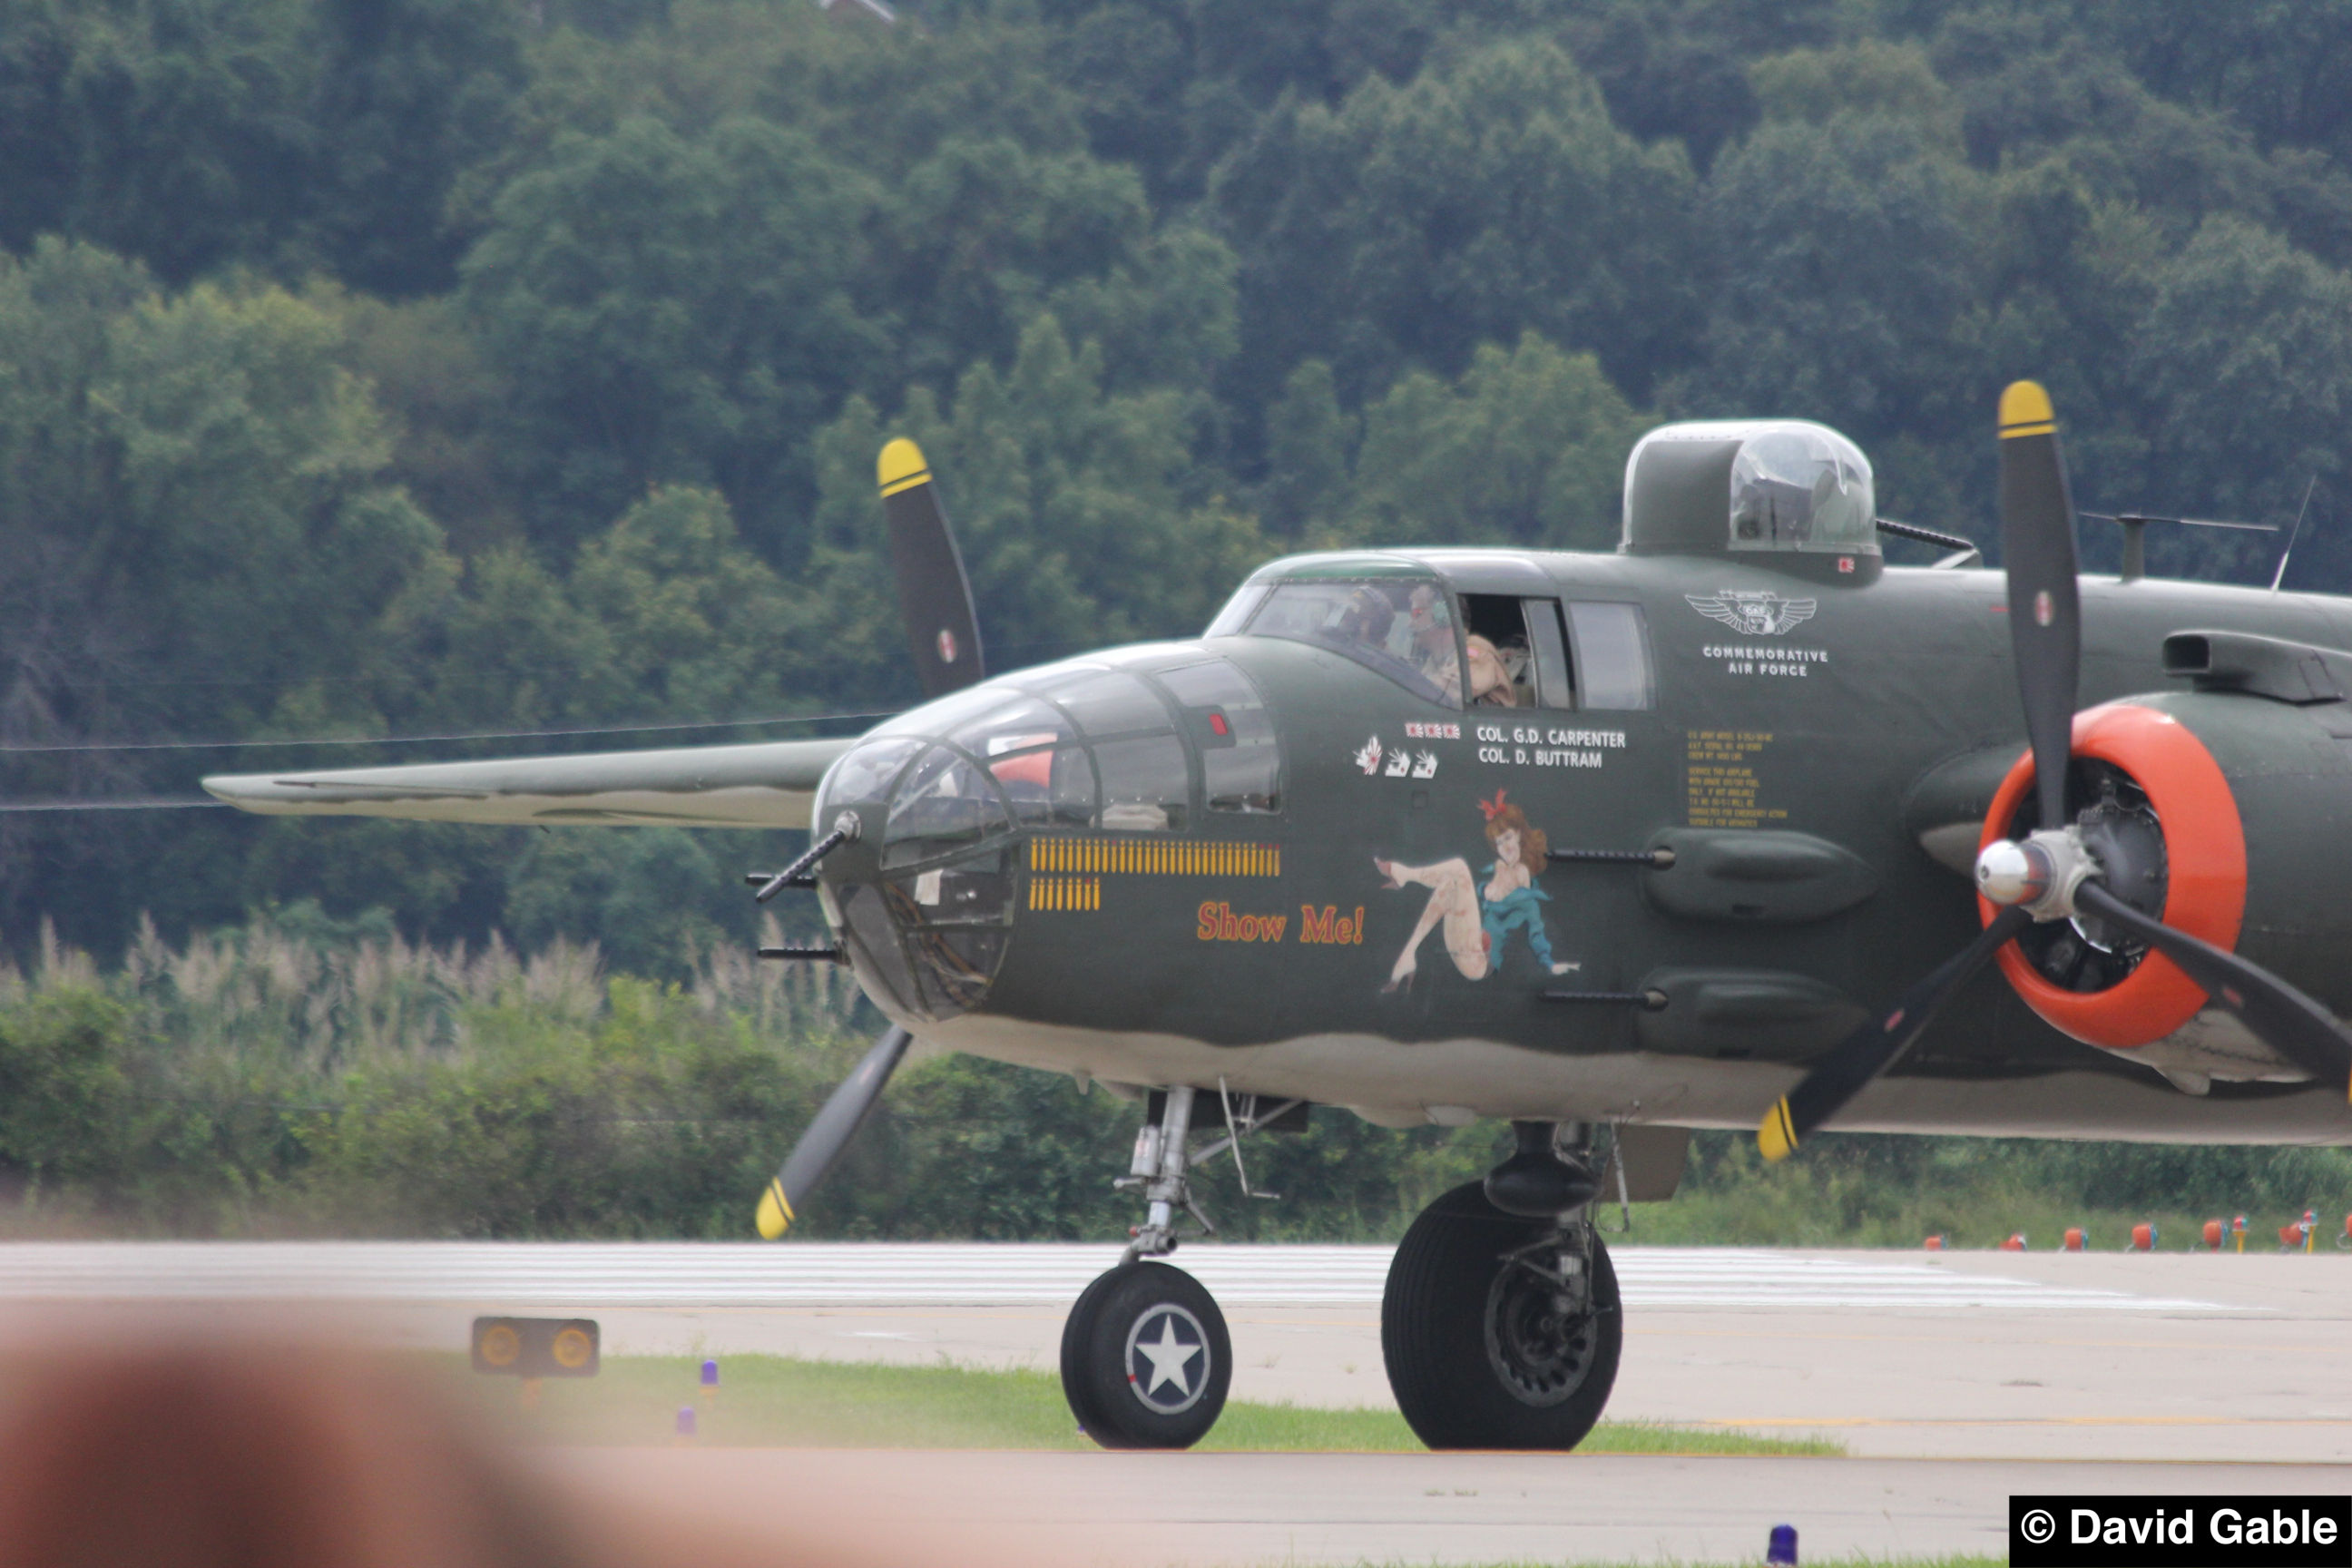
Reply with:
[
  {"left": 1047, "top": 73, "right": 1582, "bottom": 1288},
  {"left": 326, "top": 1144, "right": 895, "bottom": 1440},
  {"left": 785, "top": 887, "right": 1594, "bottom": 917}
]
[
  {"left": 815, "top": 736, "right": 1021, "bottom": 1024},
  {"left": 884, "top": 746, "right": 1013, "bottom": 870},
  {"left": 813, "top": 737, "right": 922, "bottom": 821}
]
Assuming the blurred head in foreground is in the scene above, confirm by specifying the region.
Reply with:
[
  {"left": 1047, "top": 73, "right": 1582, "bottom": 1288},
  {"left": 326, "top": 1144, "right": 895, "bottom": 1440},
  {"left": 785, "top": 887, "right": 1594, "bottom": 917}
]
[{"left": 0, "top": 1332, "right": 576, "bottom": 1568}]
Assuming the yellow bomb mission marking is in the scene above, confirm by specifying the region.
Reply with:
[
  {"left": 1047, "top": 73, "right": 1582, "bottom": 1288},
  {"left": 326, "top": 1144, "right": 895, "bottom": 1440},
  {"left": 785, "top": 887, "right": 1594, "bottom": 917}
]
[{"left": 1197, "top": 902, "right": 1367, "bottom": 945}]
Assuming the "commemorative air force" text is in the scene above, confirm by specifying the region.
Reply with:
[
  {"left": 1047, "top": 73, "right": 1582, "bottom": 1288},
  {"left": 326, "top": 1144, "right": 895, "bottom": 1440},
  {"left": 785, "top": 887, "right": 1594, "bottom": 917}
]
[{"left": 1703, "top": 644, "right": 1829, "bottom": 678}]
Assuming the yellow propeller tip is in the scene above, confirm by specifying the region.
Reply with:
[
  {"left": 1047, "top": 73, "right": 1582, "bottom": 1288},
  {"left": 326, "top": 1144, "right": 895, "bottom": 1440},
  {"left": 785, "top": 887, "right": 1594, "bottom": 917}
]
[
  {"left": 1757, "top": 1098, "right": 1798, "bottom": 1163},
  {"left": 755, "top": 1181, "right": 794, "bottom": 1240},
  {"left": 1997, "top": 380, "right": 2055, "bottom": 438},
  {"left": 877, "top": 437, "right": 930, "bottom": 497}
]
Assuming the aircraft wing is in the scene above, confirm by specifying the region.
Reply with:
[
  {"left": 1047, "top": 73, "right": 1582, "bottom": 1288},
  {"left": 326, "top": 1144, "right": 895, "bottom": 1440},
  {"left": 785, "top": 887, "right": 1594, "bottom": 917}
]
[{"left": 202, "top": 737, "right": 858, "bottom": 830}]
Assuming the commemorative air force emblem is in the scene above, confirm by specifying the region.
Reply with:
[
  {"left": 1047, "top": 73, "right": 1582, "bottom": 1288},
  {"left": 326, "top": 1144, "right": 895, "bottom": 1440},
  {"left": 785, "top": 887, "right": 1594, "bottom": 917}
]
[{"left": 1685, "top": 591, "right": 1818, "bottom": 637}]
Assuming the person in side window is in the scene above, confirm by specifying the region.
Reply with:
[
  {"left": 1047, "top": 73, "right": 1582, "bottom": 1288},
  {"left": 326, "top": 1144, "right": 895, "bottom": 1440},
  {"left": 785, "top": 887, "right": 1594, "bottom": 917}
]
[
  {"left": 1465, "top": 634, "right": 1517, "bottom": 706},
  {"left": 1372, "top": 791, "right": 1576, "bottom": 992}
]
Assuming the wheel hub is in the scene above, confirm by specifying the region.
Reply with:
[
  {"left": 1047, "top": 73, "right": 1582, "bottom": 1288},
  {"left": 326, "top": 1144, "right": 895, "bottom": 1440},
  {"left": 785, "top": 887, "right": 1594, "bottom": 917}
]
[
  {"left": 1483, "top": 1248, "right": 1601, "bottom": 1407},
  {"left": 1122, "top": 1302, "right": 1211, "bottom": 1416}
]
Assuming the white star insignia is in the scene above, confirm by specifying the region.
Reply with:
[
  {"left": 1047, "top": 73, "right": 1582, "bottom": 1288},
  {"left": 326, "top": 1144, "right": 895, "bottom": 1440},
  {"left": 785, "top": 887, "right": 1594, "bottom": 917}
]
[{"left": 1133, "top": 1315, "right": 1200, "bottom": 1398}]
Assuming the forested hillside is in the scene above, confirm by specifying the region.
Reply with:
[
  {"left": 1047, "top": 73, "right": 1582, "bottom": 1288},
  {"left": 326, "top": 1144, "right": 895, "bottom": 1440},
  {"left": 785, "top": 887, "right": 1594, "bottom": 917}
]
[
  {"left": 5, "top": 1, "right": 2352, "bottom": 1238},
  {"left": 8, "top": 0, "right": 2352, "bottom": 961}
]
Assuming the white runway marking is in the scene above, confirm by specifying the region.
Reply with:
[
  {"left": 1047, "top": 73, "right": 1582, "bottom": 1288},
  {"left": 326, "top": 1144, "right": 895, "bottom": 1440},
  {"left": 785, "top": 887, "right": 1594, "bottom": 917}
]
[{"left": 0, "top": 1241, "right": 2247, "bottom": 1314}]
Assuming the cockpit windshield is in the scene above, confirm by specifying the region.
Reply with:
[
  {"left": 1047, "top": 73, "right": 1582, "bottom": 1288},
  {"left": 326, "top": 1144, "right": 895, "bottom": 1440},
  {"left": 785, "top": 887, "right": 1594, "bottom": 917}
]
[{"left": 1230, "top": 578, "right": 1463, "bottom": 707}]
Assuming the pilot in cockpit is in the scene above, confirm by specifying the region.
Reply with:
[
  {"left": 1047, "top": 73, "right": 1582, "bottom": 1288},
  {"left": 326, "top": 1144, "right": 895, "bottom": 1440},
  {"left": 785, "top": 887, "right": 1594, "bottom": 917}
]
[
  {"left": 1335, "top": 585, "right": 1398, "bottom": 657},
  {"left": 1405, "top": 585, "right": 1459, "bottom": 691}
]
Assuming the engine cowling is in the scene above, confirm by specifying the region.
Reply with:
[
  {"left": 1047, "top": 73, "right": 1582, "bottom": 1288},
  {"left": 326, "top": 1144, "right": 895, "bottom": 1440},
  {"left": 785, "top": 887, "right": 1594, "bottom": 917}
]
[{"left": 1978, "top": 693, "right": 2352, "bottom": 1054}]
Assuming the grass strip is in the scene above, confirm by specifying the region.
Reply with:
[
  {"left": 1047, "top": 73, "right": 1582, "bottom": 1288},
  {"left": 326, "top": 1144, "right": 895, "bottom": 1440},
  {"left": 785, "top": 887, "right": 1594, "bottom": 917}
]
[{"left": 451, "top": 1354, "right": 1841, "bottom": 1456}]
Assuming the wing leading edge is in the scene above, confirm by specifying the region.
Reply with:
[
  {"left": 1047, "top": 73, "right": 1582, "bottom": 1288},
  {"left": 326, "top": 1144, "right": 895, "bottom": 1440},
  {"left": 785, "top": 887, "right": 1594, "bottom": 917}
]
[{"left": 203, "top": 737, "right": 857, "bottom": 830}]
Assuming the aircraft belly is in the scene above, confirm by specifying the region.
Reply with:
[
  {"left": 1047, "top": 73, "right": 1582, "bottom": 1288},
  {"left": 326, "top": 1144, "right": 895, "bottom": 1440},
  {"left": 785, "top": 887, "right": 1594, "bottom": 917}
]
[{"left": 915, "top": 1013, "right": 2352, "bottom": 1145}]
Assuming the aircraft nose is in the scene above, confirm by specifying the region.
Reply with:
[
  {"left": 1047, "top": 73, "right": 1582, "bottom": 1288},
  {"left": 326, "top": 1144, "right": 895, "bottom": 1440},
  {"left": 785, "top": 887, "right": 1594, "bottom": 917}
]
[{"left": 808, "top": 733, "right": 1018, "bottom": 1022}]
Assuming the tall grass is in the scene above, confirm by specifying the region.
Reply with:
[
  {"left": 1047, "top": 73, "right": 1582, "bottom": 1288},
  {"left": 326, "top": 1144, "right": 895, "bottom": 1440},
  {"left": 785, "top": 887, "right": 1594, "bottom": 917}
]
[{"left": 0, "top": 913, "right": 2342, "bottom": 1245}]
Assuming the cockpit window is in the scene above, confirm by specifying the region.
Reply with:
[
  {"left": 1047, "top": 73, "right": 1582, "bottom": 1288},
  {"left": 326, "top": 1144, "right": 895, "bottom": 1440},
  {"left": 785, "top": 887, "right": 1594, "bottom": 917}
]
[
  {"left": 1237, "top": 578, "right": 1463, "bottom": 707},
  {"left": 1203, "top": 583, "right": 1271, "bottom": 639}
]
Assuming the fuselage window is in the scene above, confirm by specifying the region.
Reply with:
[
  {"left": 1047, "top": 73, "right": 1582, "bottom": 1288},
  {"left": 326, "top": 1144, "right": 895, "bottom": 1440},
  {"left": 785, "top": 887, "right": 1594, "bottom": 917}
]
[
  {"left": 1156, "top": 660, "right": 1280, "bottom": 814},
  {"left": 1523, "top": 599, "right": 1573, "bottom": 710},
  {"left": 1240, "top": 578, "right": 1464, "bottom": 708},
  {"left": 1565, "top": 602, "right": 1656, "bottom": 711},
  {"left": 1094, "top": 733, "right": 1191, "bottom": 832},
  {"left": 1457, "top": 594, "right": 1553, "bottom": 709},
  {"left": 951, "top": 697, "right": 1073, "bottom": 760},
  {"left": 1049, "top": 671, "right": 1176, "bottom": 737},
  {"left": 992, "top": 744, "right": 1096, "bottom": 829}
]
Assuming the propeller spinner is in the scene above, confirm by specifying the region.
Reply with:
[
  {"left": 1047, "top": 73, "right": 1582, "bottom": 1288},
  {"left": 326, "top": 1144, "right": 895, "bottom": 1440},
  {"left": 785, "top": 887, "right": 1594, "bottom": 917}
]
[{"left": 1758, "top": 383, "right": 2352, "bottom": 1161}]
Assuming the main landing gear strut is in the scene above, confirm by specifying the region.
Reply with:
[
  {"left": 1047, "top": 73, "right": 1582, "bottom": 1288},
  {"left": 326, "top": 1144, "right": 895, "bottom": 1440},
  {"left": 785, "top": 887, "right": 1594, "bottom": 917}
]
[{"left": 1057, "top": 1102, "right": 1623, "bottom": 1452}]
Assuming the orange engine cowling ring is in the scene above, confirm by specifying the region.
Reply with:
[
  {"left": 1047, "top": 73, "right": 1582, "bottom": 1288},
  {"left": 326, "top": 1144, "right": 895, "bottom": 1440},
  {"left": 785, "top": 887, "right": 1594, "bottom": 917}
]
[{"left": 1976, "top": 701, "right": 2247, "bottom": 1050}]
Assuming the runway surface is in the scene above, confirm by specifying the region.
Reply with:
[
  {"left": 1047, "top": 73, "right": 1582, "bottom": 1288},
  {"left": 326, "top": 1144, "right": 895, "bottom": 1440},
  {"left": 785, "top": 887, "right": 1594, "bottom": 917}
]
[
  {"left": 0, "top": 1238, "right": 2248, "bottom": 1310},
  {"left": 5, "top": 1241, "right": 2346, "bottom": 1561},
  {"left": 0, "top": 1240, "right": 2340, "bottom": 1462},
  {"left": 541, "top": 1448, "right": 2352, "bottom": 1567}
]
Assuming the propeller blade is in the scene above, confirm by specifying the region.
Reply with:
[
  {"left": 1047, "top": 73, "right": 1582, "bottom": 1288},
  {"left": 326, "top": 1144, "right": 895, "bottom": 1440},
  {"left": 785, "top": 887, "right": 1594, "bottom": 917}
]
[
  {"left": 2075, "top": 884, "right": 2352, "bottom": 1098},
  {"left": 755, "top": 1024, "right": 913, "bottom": 1239},
  {"left": 1759, "top": 906, "right": 2034, "bottom": 1161},
  {"left": 1996, "top": 381, "right": 2082, "bottom": 832},
  {"left": 878, "top": 438, "right": 986, "bottom": 699}
]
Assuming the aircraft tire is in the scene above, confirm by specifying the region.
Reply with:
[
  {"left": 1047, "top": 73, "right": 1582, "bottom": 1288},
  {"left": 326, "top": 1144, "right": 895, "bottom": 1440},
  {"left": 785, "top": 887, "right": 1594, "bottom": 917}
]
[
  {"left": 1381, "top": 1181, "right": 1622, "bottom": 1450},
  {"left": 1060, "top": 1260, "right": 1231, "bottom": 1450}
]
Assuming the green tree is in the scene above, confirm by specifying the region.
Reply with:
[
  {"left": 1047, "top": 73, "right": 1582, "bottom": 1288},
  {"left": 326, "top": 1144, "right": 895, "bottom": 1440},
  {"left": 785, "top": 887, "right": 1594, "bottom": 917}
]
[
  {"left": 304, "top": 0, "right": 529, "bottom": 296},
  {"left": 1213, "top": 38, "right": 1698, "bottom": 438},
  {"left": 1350, "top": 331, "right": 1651, "bottom": 551},
  {"left": 0, "top": 0, "right": 318, "bottom": 284},
  {"left": 0, "top": 239, "right": 453, "bottom": 948},
  {"left": 2125, "top": 219, "right": 2352, "bottom": 583},
  {"left": 460, "top": 113, "right": 880, "bottom": 550},
  {"left": 1684, "top": 98, "right": 1986, "bottom": 456},
  {"left": 1261, "top": 358, "right": 1355, "bottom": 535}
]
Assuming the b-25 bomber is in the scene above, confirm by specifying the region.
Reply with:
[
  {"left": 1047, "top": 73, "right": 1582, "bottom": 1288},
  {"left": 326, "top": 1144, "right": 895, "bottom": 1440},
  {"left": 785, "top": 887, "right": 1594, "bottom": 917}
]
[{"left": 206, "top": 384, "right": 2352, "bottom": 1453}]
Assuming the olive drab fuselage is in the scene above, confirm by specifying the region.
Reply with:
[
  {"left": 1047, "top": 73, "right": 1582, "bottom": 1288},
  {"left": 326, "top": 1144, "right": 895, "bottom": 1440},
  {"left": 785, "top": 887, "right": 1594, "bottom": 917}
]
[{"left": 809, "top": 545, "right": 2352, "bottom": 1146}]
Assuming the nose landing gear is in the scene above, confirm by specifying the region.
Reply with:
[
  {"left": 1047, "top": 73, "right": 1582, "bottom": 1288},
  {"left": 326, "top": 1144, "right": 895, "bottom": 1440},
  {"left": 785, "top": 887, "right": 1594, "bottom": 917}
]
[
  {"left": 1059, "top": 1259, "right": 1233, "bottom": 1449},
  {"left": 1060, "top": 1084, "right": 1235, "bottom": 1449}
]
